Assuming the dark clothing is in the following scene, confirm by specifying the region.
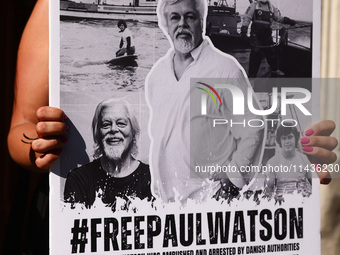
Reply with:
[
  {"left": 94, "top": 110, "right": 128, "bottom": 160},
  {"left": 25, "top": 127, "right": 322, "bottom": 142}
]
[
  {"left": 248, "top": 34, "right": 278, "bottom": 77},
  {"left": 116, "top": 46, "right": 136, "bottom": 57},
  {"left": 242, "top": 1, "right": 285, "bottom": 77},
  {"left": 64, "top": 158, "right": 153, "bottom": 210}
]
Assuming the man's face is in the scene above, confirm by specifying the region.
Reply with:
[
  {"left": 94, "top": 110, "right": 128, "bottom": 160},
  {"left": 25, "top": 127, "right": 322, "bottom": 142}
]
[
  {"left": 280, "top": 132, "right": 296, "bottom": 155},
  {"left": 165, "top": 0, "right": 203, "bottom": 54},
  {"left": 119, "top": 24, "right": 126, "bottom": 32},
  {"left": 99, "top": 104, "right": 133, "bottom": 162}
]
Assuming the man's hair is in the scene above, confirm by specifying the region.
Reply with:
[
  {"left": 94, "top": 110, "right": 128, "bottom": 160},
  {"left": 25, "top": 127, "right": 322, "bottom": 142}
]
[
  {"left": 92, "top": 98, "right": 140, "bottom": 159},
  {"left": 275, "top": 125, "right": 300, "bottom": 148},
  {"left": 117, "top": 20, "right": 127, "bottom": 28},
  {"left": 157, "top": 0, "right": 207, "bottom": 31}
]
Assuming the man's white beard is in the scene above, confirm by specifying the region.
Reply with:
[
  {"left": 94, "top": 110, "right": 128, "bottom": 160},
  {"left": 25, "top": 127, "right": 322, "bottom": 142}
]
[
  {"left": 103, "top": 143, "right": 129, "bottom": 162},
  {"left": 174, "top": 36, "right": 195, "bottom": 54}
]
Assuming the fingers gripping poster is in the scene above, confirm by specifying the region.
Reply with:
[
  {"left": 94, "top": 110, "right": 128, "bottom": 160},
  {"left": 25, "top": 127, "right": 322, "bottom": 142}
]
[{"left": 50, "top": 0, "right": 321, "bottom": 254}]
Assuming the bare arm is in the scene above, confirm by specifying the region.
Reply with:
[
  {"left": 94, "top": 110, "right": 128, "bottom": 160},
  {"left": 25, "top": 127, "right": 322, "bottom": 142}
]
[
  {"left": 242, "top": 3, "right": 256, "bottom": 28},
  {"left": 7, "top": 0, "right": 68, "bottom": 172}
]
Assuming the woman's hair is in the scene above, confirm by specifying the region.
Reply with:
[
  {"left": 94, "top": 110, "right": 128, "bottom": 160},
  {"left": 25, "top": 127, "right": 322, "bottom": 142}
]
[
  {"left": 275, "top": 124, "right": 300, "bottom": 148},
  {"left": 92, "top": 97, "right": 140, "bottom": 159},
  {"left": 117, "top": 20, "right": 127, "bottom": 28}
]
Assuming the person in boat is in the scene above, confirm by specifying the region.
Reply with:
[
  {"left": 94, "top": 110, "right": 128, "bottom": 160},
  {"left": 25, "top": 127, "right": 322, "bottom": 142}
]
[
  {"left": 115, "top": 20, "right": 136, "bottom": 57},
  {"left": 241, "top": 0, "right": 297, "bottom": 77},
  {"left": 264, "top": 125, "right": 313, "bottom": 205},
  {"left": 64, "top": 98, "right": 153, "bottom": 210}
]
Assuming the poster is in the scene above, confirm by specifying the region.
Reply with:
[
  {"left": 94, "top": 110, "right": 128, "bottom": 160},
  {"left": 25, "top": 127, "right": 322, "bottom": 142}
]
[{"left": 50, "top": 0, "right": 321, "bottom": 254}]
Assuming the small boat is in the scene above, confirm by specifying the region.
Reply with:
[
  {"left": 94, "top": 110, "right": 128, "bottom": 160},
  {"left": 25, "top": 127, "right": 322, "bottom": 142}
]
[
  {"left": 73, "top": 54, "right": 138, "bottom": 67},
  {"left": 206, "top": 0, "right": 250, "bottom": 51},
  {"left": 60, "top": 0, "right": 157, "bottom": 22},
  {"left": 107, "top": 54, "right": 138, "bottom": 66},
  {"left": 206, "top": 0, "right": 313, "bottom": 78},
  {"left": 207, "top": 0, "right": 241, "bottom": 36}
]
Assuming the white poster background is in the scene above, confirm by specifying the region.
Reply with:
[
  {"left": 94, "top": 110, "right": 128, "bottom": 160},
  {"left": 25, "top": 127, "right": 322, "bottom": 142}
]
[{"left": 50, "top": 0, "right": 321, "bottom": 254}]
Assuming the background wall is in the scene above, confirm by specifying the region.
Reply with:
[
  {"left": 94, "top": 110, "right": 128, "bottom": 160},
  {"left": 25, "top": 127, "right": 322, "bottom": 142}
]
[
  {"left": 320, "top": 0, "right": 340, "bottom": 254},
  {"left": 2, "top": 0, "right": 45, "bottom": 254}
]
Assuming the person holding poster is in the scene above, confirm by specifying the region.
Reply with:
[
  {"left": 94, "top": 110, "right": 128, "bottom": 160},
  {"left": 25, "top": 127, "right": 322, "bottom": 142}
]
[
  {"left": 5, "top": 0, "right": 339, "bottom": 252},
  {"left": 63, "top": 98, "right": 153, "bottom": 210}
]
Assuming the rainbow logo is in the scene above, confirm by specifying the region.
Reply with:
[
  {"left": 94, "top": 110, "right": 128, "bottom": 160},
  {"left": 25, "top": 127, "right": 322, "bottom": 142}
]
[{"left": 196, "top": 82, "right": 222, "bottom": 106}]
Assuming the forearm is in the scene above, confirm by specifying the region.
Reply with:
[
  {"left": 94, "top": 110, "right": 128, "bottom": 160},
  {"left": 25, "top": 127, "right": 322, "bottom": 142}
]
[
  {"left": 242, "top": 3, "right": 255, "bottom": 27},
  {"left": 7, "top": 0, "right": 51, "bottom": 172},
  {"left": 8, "top": 106, "right": 68, "bottom": 172}
]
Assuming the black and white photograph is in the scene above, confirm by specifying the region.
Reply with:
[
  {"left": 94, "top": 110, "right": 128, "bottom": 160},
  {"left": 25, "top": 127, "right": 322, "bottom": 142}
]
[
  {"left": 61, "top": 95, "right": 153, "bottom": 211},
  {"left": 206, "top": 0, "right": 314, "bottom": 79},
  {"left": 254, "top": 82, "right": 315, "bottom": 205},
  {"left": 50, "top": 0, "right": 323, "bottom": 254}
]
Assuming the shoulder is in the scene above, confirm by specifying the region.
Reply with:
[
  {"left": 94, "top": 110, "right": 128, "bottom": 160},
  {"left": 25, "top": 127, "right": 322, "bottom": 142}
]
[
  {"left": 268, "top": 2, "right": 278, "bottom": 12},
  {"left": 125, "top": 28, "right": 133, "bottom": 35},
  {"left": 137, "top": 161, "right": 150, "bottom": 172},
  {"left": 202, "top": 40, "right": 238, "bottom": 64},
  {"left": 296, "top": 151, "right": 310, "bottom": 163},
  {"left": 134, "top": 161, "right": 151, "bottom": 177},
  {"left": 202, "top": 39, "right": 247, "bottom": 76},
  {"left": 245, "top": 3, "right": 256, "bottom": 13},
  {"left": 267, "top": 153, "right": 281, "bottom": 165},
  {"left": 67, "top": 158, "right": 103, "bottom": 179}
]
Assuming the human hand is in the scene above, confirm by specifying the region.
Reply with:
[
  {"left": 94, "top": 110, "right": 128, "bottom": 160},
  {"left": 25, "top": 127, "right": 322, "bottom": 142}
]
[
  {"left": 300, "top": 120, "right": 338, "bottom": 184},
  {"left": 31, "top": 106, "right": 69, "bottom": 169},
  {"left": 283, "top": 17, "right": 296, "bottom": 26},
  {"left": 289, "top": 19, "right": 296, "bottom": 26}
]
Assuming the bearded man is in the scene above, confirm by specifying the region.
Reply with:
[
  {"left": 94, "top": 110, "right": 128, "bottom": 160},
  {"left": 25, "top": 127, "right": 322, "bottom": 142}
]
[
  {"left": 64, "top": 98, "right": 153, "bottom": 209},
  {"left": 145, "top": 0, "right": 264, "bottom": 205}
]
